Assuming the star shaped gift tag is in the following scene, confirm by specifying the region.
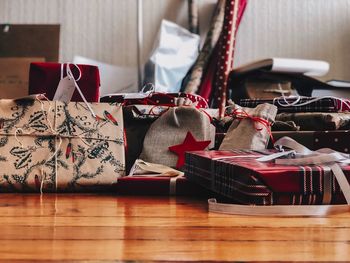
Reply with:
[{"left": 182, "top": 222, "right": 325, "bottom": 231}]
[{"left": 169, "top": 132, "right": 211, "bottom": 169}]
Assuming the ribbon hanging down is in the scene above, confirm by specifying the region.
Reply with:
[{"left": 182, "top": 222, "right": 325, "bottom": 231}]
[{"left": 209, "top": 137, "right": 350, "bottom": 217}]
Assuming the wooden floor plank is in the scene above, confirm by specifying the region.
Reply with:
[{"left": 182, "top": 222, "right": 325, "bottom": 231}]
[
  {"left": 1, "top": 226, "right": 350, "bottom": 242},
  {"left": 0, "top": 240, "right": 349, "bottom": 261},
  {"left": 0, "top": 194, "right": 349, "bottom": 261}
]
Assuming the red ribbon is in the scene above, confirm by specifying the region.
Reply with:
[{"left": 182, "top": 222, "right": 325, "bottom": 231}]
[{"left": 228, "top": 108, "right": 275, "bottom": 144}]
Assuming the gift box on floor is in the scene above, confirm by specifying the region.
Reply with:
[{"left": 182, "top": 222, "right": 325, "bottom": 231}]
[
  {"left": 115, "top": 176, "right": 210, "bottom": 196},
  {"left": 0, "top": 98, "right": 124, "bottom": 192},
  {"left": 28, "top": 62, "right": 100, "bottom": 102},
  {"left": 185, "top": 150, "right": 350, "bottom": 205},
  {"left": 271, "top": 130, "right": 350, "bottom": 153}
]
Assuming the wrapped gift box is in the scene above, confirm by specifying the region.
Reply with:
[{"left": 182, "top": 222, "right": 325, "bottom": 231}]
[
  {"left": 0, "top": 98, "right": 124, "bottom": 192},
  {"left": 239, "top": 97, "right": 348, "bottom": 113},
  {"left": 271, "top": 130, "right": 350, "bottom": 153},
  {"left": 100, "top": 92, "right": 208, "bottom": 108},
  {"left": 28, "top": 62, "right": 100, "bottom": 102},
  {"left": 185, "top": 150, "right": 350, "bottom": 205},
  {"left": 115, "top": 176, "right": 210, "bottom": 196}
]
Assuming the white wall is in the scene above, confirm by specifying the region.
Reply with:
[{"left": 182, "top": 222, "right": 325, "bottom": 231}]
[
  {"left": 1, "top": 0, "right": 350, "bottom": 80},
  {"left": 235, "top": 0, "right": 350, "bottom": 80}
]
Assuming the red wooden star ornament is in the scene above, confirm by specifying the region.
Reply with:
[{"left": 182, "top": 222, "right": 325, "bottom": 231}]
[{"left": 169, "top": 132, "right": 211, "bottom": 169}]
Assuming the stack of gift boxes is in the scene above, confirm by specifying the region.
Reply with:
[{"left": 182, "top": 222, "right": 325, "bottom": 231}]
[{"left": 1, "top": 61, "right": 350, "bottom": 209}]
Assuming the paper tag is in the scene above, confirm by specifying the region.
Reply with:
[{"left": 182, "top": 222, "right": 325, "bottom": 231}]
[{"left": 53, "top": 76, "right": 76, "bottom": 102}]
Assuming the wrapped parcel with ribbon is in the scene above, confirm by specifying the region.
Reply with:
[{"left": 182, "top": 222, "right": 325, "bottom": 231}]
[
  {"left": 0, "top": 98, "right": 125, "bottom": 192},
  {"left": 185, "top": 137, "right": 350, "bottom": 216}
]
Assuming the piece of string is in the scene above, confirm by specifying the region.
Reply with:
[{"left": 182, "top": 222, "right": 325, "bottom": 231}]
[
  {"left": 61, "top": 63, "right": 96, "bottom": 118},
  {"left": 273, "top": 84, "right": 350, "bottom": 112}
]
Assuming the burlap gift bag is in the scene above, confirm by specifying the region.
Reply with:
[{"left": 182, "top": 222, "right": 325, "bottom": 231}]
[
  {"left": 219, "top": 103, "right": 278, "bottom": 150},
  {"left": 0, "top": 98, "right": 125, "bottom": 192},
  {"left": 139, "top": 106, "right": 215, "bottom": 168}
]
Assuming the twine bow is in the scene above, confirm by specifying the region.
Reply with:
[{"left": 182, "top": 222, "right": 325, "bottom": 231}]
[
  {"left": 228, "top": 108, "right": 274, "bottom": 143},
  {"left": 14, "top": 94, "right": 93, "bottom": 194}
]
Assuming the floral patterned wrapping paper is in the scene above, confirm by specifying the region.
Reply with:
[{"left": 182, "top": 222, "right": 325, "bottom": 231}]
[{"left": 0, "top": 99, "right": 125, "bottom": 192}]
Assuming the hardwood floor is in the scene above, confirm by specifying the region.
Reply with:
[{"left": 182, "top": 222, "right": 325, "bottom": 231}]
[{"left": 0, "top": 194, "right": 349, "bottom": 262}]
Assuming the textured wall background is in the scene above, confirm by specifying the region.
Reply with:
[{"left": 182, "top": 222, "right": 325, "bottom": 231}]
[{"left": 1, "top": 0, "right": 350, "bottom": 80}]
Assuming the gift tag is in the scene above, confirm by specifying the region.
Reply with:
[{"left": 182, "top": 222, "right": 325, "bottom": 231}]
[{"left": 53, "top": 76, "right": 76, "bottom": 102}]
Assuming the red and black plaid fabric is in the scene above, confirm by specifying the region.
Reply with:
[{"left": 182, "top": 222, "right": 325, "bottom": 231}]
[
  {"left": 239, "top": 97, "right": 350, "bottom": 113},
  {"left": 100, "top": 92, "right": 208, "bottom": 109},
  {"left": 184, "top": 150, "right": 350, "bottom": 205}
]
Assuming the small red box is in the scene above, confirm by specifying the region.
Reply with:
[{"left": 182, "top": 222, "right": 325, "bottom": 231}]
[{"left": 28, "top": 62, "right": 100, "bottom": 102}]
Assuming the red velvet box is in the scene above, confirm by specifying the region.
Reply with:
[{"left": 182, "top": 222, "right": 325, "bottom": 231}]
[
  {"left": 185, "top": 150, "right": 350, "bottom": 205},
  {"left": 115, "top": 176, "right": 210, "bottom": 196},
  {"left": 28, "top": 62, "right": 100, "bottom": 102}
]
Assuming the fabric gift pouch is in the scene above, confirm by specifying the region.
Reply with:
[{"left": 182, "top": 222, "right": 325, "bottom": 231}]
[
  {"left": 28, "top": 62, "right": 100, "bottom": 102},
  {"left": 139, "top": 106, "right": 215, "bottom": 169},
  {"left": 219, "top": 103, "right": 278, "bottom": 151}
]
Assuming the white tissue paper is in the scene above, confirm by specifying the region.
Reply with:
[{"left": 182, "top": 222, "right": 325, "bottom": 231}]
[
  {"left": 144, "top": 20, "right": 200, "bottom": 93},
  {"left": 73, "top": 55, "right": 138, "bottom": 96}
]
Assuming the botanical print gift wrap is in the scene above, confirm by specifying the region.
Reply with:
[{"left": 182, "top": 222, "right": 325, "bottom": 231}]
[{"left": 0, "top": 99, "right": 125, "bottom": 192}]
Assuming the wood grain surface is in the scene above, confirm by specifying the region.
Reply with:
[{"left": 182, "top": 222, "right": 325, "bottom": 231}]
[{"left": 0, "top": 194, "right": 349, "bottom": 262}]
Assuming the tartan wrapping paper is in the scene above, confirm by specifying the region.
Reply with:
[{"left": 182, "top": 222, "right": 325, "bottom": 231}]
[
  {"left": 0, "top": 99, "right": 125, "bottom": 192},
  {"left": 239, "top": 97, "right": 349, "bottom": 113},
  {"left": 185, "top": 150, "right": 350, "bottom": 205}
]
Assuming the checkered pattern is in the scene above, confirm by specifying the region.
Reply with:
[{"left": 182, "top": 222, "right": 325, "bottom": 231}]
[
  {"left": 185, "top": 150, "right": 350, "bottom": 205},
  {"left": 239, "top": 97, "right": 343, "bottom": 113}
]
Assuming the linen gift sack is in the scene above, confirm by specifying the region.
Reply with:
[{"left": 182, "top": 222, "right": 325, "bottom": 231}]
[
  {"left": 219, "top": 103, "right": 277, "bottom": 151},
  {"left": 0, "top": 98, "right": 125, "bottom": 192},
  {"left": 139, "top": 106, "right": 215, "bottom": 168}
]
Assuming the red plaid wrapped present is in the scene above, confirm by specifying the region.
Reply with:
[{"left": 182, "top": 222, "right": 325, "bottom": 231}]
[{"left": 185, "top": 149, "right": 350, "bottom": 205}]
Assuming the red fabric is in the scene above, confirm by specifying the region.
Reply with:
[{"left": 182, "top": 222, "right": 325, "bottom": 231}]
[
  {"left": 169, "top": 132, "right": 211, "bottom": 168},
  {"left": 198, "top": 0, "right": 247, "bottom": 105},
  {"left": 198, "top": 45, "right": 219, "bottom": 101},
  {"left": 101, "top": 92, "right": 208, "bottom": 109},
  {"left": 28, "top": 62, "right": 100, "bottom": 102},
  {"left": 114, "top": 176, "right": 210, "bottom": 196}
]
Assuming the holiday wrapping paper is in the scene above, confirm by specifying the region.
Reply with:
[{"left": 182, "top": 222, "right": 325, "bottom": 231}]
[
  {"left": 0, "top": 98, "right": 124, "bottom": 192},
  {"left": 185, "top": 150, "right": 350, "bottom": 205}
]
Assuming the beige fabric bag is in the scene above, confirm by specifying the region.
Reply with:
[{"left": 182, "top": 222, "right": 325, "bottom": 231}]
[
  {"left": 140, "top": 106, "right": 215, "bottom": 168},
  {"left": 220, "top": 103, "right": 278, "bottom": 151}
]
